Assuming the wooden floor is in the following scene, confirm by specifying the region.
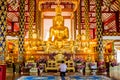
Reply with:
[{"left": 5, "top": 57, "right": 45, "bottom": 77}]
[
  {"left": 6, "top": 66, "right": 120, "bottom": 80},
  {"left": 6, "top": 71, "right": 119, "bottom": 80}
]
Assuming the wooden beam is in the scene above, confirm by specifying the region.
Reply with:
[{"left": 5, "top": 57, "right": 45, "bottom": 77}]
[
  {"left": 43, "top": 16, "right": 71, "bottom": 19},
  {"left": 42, "top": 8, "right": 73, "bottom": 12}
]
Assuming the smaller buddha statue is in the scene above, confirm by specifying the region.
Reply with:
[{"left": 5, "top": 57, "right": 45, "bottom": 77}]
[
  {"left": 105, "top": 56, "right": 109, "bottom": 62},
  {"left": 109, "top": 54, "right": 115, "bottom": 61},
  {"left": 76, "top": 34, "right": 81, "bottom": 41},
  {"left": 27, "top": 56, "right": 35, "bottom": 62},
  {"left": 86, "top": 54, "right": 91, "bottom": 62},
  {"left": 70, "top": 39, "right": 75, "bottom": 53}
]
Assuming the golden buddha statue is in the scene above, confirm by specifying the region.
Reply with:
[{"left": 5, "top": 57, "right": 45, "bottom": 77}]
[{"left": 48, "top": 5, "right": 69, "bottom": 42}]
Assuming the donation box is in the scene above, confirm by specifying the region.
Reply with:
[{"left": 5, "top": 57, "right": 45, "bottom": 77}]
[{"left": 0, "top": 65, "right": 6, "bottom": 80}]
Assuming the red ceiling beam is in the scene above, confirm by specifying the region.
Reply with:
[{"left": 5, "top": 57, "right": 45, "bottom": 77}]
[
  {"left": 90, "top": 18, "right": 96, "bottom": 22},
  {"left": 103, "top": 14, "right": 115, "bottom": 26},
  {"left": 7, "top": 19, "right": 12, "bottom": 26},
  {"left": 8, "top": 5, "right": 18, "bottom": 17},
  {"left": 115, "top": 11, "right": 120, "bottom": 32}
]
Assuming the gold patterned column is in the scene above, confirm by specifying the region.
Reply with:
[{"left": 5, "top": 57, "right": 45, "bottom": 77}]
[
  {"left": 77, "top": 2, "right": 81, "bottom": 35},
  {"left": 74, "top": 11, "right": 77, "bottom": 40},
  {"left": 29, "top": 0, "right": 35, "bottom": 38},
  {"left": 95, "top": 0, "right": 104, "bottom": 61},
  {"left": 41, "top": 15, "right": 44, "bottom": 40},
  {"left": 39, "top": 12, "right": 42, "bottom": 40},
  {"left": 0, "top": 0, "right": 7, "bottom": 62},
  {"left": 36, "top": 2, "right": 41, "bottom": 39},
  {"left": 18, "top": 0, "right": 25, "bottom": 62},
  {"left": 84, "top": 0, "right": 90, "bottom": 41},
  {"left": 71, "top": 17, "right": 73, "bottom": 39}
]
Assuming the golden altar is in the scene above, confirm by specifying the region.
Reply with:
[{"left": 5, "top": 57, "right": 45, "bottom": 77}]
[
  {"left": 22, "top": 4, "right": 98, "bottom": 72},
  {"left": 23, "top": 3, "right": 98, "bottom": 62}
]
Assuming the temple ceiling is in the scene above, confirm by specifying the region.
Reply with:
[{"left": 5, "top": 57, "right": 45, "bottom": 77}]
[{"left": 6, "top": 0, "right": 120, "bottom": 36}]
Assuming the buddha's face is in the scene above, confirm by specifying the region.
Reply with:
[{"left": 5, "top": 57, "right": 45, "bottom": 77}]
[
  {"left": 56, "top": 19, "right": 62, "bottom": 26},
  {"left": 54, "top": 16, "right": 64, "bottom": 26}
]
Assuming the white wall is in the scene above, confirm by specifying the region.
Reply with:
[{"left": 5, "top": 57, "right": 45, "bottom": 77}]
[
  {"left": 6, "top": 36, "right": 18, "bottom": 39},
  {"left": 117, "top": 50, "right": 120, "bottom": 63},
  {"left": 43, "top": 19, "right": 52, "bottom": 41},
  {"left": 103, "top": 36, "right": 120, "bottom": 40}
]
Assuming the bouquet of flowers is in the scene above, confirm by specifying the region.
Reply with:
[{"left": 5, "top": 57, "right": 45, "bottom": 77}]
[
  {"left": 26, "top": 63, "right": 34, "bottom": 68},
  {"left": 110, "top": 60, "right": 118, "bottom": 67},
  {"left": 36, "top": 58, "right": 47, "bottom": 63},
  {"left": 64, "top": 53, "right": 71, "bottom": 61},
  {"left": 76, "top": 65, "right": 85, "bottom": 70},
  {"left": 38, "top": 65, "right": 44, "bottom": 70},
  {"left": 49, "top": 53, "right": 56, "bottom": 60},
  {"left": 89, "top": 62, "right": 97, "bottom": 69},
  {"left": 98, "top": 61, "right": 107, "bottom": 72},
  {"left": 89, "top": 62, "right": 95, "bottom": 67},
  {"left": 74, "top": 57, "right": 85, "bottom": 63}
]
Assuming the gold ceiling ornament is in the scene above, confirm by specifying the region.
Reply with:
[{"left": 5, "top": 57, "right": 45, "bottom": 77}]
[
  {"left": 55, "top": 3, "right": 62, "bottom": 15},
  {"left": 38, "top": 0, "right": 79, "bottom": 12}
]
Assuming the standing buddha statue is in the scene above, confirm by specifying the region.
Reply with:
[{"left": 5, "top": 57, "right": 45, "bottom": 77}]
[{"left": 48, "top": 4, "right": 69, "bottom": 48}]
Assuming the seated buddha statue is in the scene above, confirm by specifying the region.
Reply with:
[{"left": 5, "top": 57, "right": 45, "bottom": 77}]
[{"left": 48, "top": 5, "right": 69, "bottom": 43}]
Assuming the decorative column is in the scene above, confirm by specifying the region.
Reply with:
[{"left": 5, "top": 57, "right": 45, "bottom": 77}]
[
  {"left": 77, "top": 2, "right": 81, "bottom": 35},
  {"left": 95, "top": 0, "right": 104, "bottom": 61},
  {"left": 29, "top": 0, "right": 35, "bottom": 38},
  {"left": 41, "top": 14, "right": 44, "bottom": 40},
  {"left": 84, "top": 0, "right": 90, "bottom": 41},
  {"left": 74, "top": 11, "right": 77, "bottom": 40},
  {"left": 18, "top": 0, "right": 25, "bottom": 62},
  {"left": 0, "top": 0, "right": 7, "bottom": 62},
  {"left": 71, "top": 16, "right": 73, "bottom": 39},
  {"left": 36, "top": 3, "right": 41, "bottom": 39}
]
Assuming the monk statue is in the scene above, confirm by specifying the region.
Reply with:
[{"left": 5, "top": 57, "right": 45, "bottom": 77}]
[{"left": 48, "top": 5, "right": 69, "bottom": 42}]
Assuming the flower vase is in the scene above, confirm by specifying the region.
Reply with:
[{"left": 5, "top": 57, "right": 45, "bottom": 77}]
[
  {"left": 40, "top": 69, "right": 43, "bottom": 73},
  {"left": 102, "top": 71, "right": 107, "bottom": 75},
  {"left": 79, "top": 69, "right": 83, "bottom": 74}
]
